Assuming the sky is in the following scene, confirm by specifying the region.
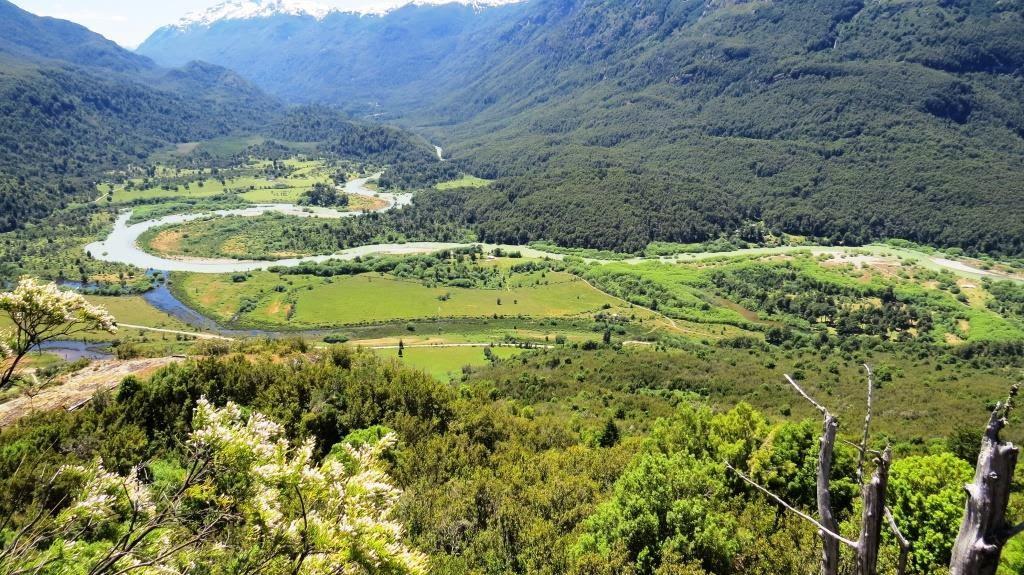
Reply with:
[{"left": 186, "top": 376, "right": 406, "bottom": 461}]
[{"left": 11, "top": 1, "right": 417, "bottom": 48}]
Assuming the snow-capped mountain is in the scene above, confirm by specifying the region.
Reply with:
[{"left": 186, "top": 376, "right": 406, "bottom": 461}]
[
  {"left": 174, "top": 1, "right": 335, "bottom": 29},
  {"left": 138, "top": 0, "right": 528, "bottom": 107},
  {"left": 171, "top": 0, "right": 525, "bottom": 30}
]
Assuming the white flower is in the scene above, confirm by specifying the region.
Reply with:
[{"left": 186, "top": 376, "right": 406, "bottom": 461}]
[{"left": 0, "top": 278, "right": 116, "bottom": 334}]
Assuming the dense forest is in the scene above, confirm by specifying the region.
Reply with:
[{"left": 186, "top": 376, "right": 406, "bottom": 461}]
[
  {"left": 0, "top": 0, "right": 280, "bottom": 232},
  {"left": 402, "top": 0, "right": 1023, "bottom": 256},
  {"left": 132, "top": 0, "right": 1024, "bottom": 256}
]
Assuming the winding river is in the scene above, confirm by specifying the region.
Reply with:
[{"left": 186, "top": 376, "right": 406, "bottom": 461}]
[
  {"left": 84, "top": 172, "right": 1020, "bottom": 280},
  {"left": 83, "top": 175, "right": 467, "bottom": 274}
]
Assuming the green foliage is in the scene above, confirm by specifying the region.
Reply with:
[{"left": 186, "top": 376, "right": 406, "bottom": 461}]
[
  {"left": 300, "top": 182, "right": 349, "bottom": 208},
  {"left": 888, "top": 453, "right": 974, "bottom": 573},
  {"left": 574, "top": 452, "right": 739, "bottom": 574},
  {"left": 749, "top": 420, "right": 858, "bottom": 511},
  {"left": 572, "top": 403, "right": 802, "bottom": 574}
]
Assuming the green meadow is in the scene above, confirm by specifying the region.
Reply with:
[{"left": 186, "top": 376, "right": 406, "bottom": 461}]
[
  {"left": 171, "top": 267, "right": 622, "bottom": 329},
  {"left": 103, "top": 158, "right": 341, "bottom": 204},
  {"left": 374, "top": 345, "right": 522, "bottom": 381},
  {"left": 435, "top": 175, "right": 492, "bottom": 190}
]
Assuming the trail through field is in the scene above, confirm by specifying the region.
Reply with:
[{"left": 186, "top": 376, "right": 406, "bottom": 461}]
[
  {"left": 366, "top": 342, "right": 552, "bottom": 350},
  {"left": 118, "top": 323, "right": 234, "bottom": 341}
]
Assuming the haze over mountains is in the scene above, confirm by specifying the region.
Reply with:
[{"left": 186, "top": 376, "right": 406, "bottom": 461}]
[{"left": 138, "top": 0, "right": 529, "bottom": 107}]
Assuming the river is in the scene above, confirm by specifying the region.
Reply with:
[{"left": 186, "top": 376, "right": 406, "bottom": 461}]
[{"left": 83, "top": 175, "right": 446, "bottom": 274}]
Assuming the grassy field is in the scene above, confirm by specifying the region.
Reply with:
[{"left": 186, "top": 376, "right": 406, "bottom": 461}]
[
  {"left": 586, "top": 251, "right": 1024, "bottom": 345},
  {"left": 173, "top": 267, "right": 624, "bottom": 329},
  {"left": 374, "top": 346, "right": 522, "bottom": 381},
  {"left": 105, "top": 158, "right": 343, "bottom": 204},
  {"left": 435, "top": 175, "right": 492, "bottom": 190}
]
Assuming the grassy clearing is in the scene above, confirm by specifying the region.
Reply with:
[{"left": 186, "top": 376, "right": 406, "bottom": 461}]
[
  {"left": 105, "top": 158, "right": 340, "bottom": 204},
  {"left": 435, "top": 175, "right": 492, "bottom": 190},
  {"left": 374, "top": 346, "right": 522, "bottom": 381},
  {"left": 85, "top": 296, "right": 193, "bottom": 333}
]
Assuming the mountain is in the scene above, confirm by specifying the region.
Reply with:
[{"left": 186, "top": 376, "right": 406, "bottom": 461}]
[
  {"left": 418, "top": 0, "right": 1024, "bottom": 254},
  {"left": 0, "top": 0, "right": 281, "bottom": 231},
  {"left": 137, "top": 0, "right": 1024, "bottom": 256},
  {"left": 137, "top": 0, "right": 528, "bottom": 108},
  {"left": 0, "top": 0, "right": 154, "bottom": 72}
]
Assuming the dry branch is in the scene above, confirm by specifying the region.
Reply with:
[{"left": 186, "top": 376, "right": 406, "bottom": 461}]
[
  {"left": 885, "top": 507, "right": 911, "bottom": 575},
  {"left": 725, "top": 462, "right": 858, "bottom": 548}
]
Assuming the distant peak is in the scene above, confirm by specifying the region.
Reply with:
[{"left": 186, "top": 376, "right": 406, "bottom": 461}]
[
  {"left": 170, "top": 0, "right": 525, "bottom": 29},
  {"left": 174, "top": 0, "right": 335, "bottom": 29}
]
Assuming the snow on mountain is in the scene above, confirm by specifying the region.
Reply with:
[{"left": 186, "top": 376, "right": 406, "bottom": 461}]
[
  {"left": 172, "top": 0, "right": 525, "bottom": 30},
  {"left": 175, "top": 1, "right": 333, "bottom": 28}
]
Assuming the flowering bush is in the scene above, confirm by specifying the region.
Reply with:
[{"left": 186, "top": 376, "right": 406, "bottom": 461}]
[
  {"left": 0, "top": 277, "right": 117, "bottom": 388},
  {"left": 0, "top": 399, "right": 427, "bottom": 575}
]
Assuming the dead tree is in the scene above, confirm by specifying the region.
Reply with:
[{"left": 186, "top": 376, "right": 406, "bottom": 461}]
[
  {"left": 856, "top": 446, "right": 890, "bottom": 575},
  {"left": 786, "top": 372, "right": 843, "bottom": 575},
  {"left": 949, "top": 385, "right": 1024, "bottom": 575},
  {"left": 730, "top": 365, "right": 909, "bottom": 575}
]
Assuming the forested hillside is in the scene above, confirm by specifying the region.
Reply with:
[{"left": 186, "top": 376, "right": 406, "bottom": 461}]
[
  {"left": 0, "top": 0, "right": 281, "bottom": 232},
  {"left": 140, "top": 0, "right": 1024, "bottom": 257},
  {"left": 418, "top": 0, "right": 1024, "bottom": 255}
]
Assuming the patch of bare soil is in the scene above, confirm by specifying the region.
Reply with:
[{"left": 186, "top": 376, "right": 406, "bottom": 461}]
[
  {"left": 148, "top": 229, "right": 187, "bottom": 255},
  {"left": 348, "top": 195, "right": 389, "bottom": 212},
  {"left": 0, "top": 357, "right": 182, "bottom": 428},
  {"left": 822, "top": 254, "right": 901, "bottom": 278}
]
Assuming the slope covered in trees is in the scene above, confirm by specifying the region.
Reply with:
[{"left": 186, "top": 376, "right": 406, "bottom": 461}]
[
  {"left": 0, "top": 0, "right": 281, "bottom": 232},
  {"left": 410, "top": 0, "right": 1024, "bottom": 255},
  {"left": 134, "top": 0, "right": 1024, "bottom": 256}
]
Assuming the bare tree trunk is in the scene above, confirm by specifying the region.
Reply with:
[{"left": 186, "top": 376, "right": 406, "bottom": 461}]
[
  {"left": 950, "top": 386, "right": 1022, "bottom": 575},
  {"left": 735, "top": 372, "right": 894, "bottom": 575},
  {"left": 784, "top": 374, "right": 847, "bottom": 575},
  {"left": 855, "top": 447, "right": 891, "bottom": 575},
  {"left": 818, "top": 414, "right": 842, "bottom": 575}
]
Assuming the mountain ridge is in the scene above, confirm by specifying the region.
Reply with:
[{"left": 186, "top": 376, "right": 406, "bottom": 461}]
[
  {"left": 138, "top": 1, "right": 529, "bottom": 107},
  {"left": 0, "top": 0, "right": 282, "bottom": 231},
  {"left": 164, "top": 0, "right": 527, "bottom": 31}
]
